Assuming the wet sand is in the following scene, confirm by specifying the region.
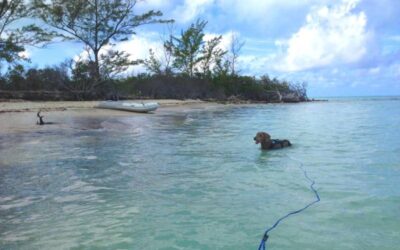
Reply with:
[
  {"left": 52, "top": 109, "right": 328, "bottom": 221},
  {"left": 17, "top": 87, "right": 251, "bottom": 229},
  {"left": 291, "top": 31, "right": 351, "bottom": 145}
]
[{"left": 0, "top": 100, "right": 225, "bottom": 134}]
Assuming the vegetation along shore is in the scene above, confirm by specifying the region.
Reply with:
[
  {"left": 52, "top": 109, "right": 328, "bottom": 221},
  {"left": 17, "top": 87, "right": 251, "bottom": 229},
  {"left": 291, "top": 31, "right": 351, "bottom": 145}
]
[{"left": 0, "top": 1, "right": 308, "bottom": 103}]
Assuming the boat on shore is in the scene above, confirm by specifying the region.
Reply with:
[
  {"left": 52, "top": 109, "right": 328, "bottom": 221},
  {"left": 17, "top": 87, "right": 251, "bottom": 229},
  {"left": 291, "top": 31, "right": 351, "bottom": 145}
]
[{"left": 97, "top": 101, "right": 159, "bottom": 113}]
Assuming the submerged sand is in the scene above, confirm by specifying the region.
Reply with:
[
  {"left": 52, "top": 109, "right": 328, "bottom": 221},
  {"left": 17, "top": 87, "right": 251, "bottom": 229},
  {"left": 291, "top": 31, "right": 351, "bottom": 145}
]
[{"left": 0, "top": 100, "right": 225, "bottom": 134}]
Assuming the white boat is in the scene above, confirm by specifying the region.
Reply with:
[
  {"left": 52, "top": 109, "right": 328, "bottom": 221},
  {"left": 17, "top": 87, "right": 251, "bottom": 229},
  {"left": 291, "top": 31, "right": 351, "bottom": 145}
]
[{"left": 97, "top": 101, "right": 159, "bottom": 113}]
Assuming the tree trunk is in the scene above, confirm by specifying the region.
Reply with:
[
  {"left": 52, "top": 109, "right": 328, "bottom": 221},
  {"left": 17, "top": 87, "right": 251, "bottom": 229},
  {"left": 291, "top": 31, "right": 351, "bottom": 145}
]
[{"left": 93, "top": 49, "right": 101, "bottom": 87}]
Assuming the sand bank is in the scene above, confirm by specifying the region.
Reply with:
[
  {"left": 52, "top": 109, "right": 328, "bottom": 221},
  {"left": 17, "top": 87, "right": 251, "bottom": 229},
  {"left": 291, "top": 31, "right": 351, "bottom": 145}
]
[
  {"left": 0, "top": 99, "right": 225, "bottom": 134},
  {"left": 0, "top": 99, "right": 209, "bottom": 113}
]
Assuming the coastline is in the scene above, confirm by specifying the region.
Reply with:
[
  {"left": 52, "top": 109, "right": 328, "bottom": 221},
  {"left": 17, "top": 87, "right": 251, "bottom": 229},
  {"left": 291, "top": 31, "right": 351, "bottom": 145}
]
[
  {"left": 0, "top": 98, "right": 318, "bottom": 134},
  {"left": 0, "top": 99, "right": 208, "bottom": 113},
  {"left": 0, "top": 99, "right": 226, "bottom": 134}
]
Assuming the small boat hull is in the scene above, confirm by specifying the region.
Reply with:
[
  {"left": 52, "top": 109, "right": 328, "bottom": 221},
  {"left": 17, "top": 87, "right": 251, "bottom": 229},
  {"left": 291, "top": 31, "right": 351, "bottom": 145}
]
[{"left": 97, "top": 101, "right": 159, "bottom": 113}]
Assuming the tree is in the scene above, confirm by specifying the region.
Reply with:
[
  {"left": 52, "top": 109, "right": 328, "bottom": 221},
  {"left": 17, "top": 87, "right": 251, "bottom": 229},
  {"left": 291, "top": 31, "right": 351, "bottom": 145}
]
[
  {"left": 0, "top": 0, "right": 29, "bottom": 66},
  {"left": 0, "top": 0, "right": 53, "bottom": 68},
  {"left": 289, "top": 81, "right": 308, "bottom": 100},
  {"left": 5, "top": 64, "right": 25, "bottom": 89},
  {"left": 143, "top": 24, "right": 175, "bottom": 76},
  {"left": 200, "top": 35, "right": 226, "bottom": 78},
  {"left": 166, "top": 19, "right": 207, "bottom": 77},
  {"left": 227, "top": 33, "right": 244, "bottom": 76},
  {"left": 33, "top": 0, "right": 172, "bottom": 89},
  {"left": 143, "top": 48, "right": 162, "bottom": 75}
]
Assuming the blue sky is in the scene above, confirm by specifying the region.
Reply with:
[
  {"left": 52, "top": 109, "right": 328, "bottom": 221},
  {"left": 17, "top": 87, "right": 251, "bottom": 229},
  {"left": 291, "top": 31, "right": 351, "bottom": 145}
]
[{"left": 24, "top": 0, "right": 400, "bottom": 97}]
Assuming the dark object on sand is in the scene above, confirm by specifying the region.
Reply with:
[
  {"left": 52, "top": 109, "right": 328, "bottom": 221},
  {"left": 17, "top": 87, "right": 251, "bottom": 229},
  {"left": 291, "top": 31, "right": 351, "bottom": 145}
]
[
  {"left": 253, "top": 132, "right": 291, "bottom": 150},
  {"left": 36, "top": 111, "right": 54, "bottom": 125}
]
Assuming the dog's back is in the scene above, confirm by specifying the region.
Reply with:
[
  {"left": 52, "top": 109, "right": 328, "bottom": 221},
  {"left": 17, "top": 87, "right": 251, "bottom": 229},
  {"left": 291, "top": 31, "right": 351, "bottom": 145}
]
[{"left": 270, "top": 139, "right": 291, "bottom": 149}]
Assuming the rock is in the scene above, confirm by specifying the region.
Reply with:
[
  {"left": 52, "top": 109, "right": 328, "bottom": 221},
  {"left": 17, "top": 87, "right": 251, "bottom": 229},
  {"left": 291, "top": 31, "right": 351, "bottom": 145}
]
[
  {"left": 227, "top": 95, "right": 244, "bottom": 104},
  {"left": 282, "top": 93, "right": 301, "bottom": 103},
  {"left": 265, "top": 90, "right": 282, "bottom": 103}
]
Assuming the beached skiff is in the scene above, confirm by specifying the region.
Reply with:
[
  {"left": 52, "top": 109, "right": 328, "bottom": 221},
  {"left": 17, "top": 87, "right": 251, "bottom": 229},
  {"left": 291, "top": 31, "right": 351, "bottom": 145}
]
[{"left": 97, "top": 101, "right": 159, "bottom": 113}]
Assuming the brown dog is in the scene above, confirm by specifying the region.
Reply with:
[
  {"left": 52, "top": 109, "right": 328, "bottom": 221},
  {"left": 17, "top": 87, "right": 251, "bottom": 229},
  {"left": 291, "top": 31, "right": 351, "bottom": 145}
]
[{"left": 254, "top": 132, "right": 291, "bottom": 150}]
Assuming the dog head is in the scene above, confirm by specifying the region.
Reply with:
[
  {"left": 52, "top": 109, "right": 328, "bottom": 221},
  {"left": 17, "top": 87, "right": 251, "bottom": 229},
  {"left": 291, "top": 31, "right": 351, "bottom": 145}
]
[{"left": 254, "top": 132, "right": 271, "bottom": 144}]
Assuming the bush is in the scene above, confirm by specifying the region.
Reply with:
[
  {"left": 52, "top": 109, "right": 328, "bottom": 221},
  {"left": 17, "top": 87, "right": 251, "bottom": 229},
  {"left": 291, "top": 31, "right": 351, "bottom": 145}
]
[{"left": 0, "top": 64, "right": 308, "bottom": 102}]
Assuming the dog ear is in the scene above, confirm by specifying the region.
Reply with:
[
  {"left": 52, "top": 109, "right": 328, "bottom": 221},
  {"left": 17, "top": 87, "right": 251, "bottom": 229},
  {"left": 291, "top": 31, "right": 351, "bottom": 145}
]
[{"left": 261, "top": 132, "right": 271, "bottom": 140}]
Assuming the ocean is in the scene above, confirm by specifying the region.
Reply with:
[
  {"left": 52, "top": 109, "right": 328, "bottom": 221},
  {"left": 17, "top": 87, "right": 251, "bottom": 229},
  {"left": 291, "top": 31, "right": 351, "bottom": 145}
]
[{"left": 1, "top": 97, "right": 399, "bottom": 249}]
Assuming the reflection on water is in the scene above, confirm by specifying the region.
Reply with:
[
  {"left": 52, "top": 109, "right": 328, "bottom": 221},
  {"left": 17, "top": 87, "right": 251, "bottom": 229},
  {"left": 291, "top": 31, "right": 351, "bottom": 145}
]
[{"left": 1, "top": 98, "right": 400, "bottom": 249}]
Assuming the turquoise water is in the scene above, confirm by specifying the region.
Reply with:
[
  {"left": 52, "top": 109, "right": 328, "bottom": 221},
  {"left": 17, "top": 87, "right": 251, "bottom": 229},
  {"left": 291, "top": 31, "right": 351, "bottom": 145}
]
[{"left": 1, "top": 97, "right": 400, "bottom": 249}]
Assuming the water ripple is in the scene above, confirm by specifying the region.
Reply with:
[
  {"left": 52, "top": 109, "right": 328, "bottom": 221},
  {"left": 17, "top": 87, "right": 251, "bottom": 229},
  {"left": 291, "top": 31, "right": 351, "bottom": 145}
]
[{"left": 0, "top": 98, "right": 399, "bottom": 249}]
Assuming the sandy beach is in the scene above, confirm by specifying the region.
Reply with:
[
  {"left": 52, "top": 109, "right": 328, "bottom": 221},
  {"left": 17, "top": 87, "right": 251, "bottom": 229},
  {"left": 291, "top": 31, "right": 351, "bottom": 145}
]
[{"left": 0, "top": 99, "right": 225, "bottom": 134}]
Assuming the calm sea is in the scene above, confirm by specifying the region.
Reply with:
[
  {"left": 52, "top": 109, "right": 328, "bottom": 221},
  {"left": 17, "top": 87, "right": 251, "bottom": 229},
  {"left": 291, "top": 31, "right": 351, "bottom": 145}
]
[{"left": 1, "top": 97, "right": 399, "bottom": 249}]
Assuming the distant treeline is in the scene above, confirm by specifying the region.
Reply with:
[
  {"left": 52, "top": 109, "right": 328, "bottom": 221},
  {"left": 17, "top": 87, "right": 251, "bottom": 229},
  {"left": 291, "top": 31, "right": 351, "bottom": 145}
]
[
  {"left": 0, "top": 1, "right": 308, "bottom": 102},
  {"left": 0, "top": 64, "right": 307, "bottom": 102}
]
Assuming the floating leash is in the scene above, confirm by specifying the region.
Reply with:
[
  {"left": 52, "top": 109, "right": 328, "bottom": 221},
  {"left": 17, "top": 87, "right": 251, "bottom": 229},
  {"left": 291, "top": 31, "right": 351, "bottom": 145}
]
[{"left": 258, "top": 156, "right": 320, "bottom": 250}]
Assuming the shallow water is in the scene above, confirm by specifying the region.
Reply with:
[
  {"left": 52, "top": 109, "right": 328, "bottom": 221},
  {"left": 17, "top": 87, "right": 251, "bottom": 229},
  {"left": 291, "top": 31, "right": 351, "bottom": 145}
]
[{"left": 1, "top": 97, "right": 400, "bottom": 249}]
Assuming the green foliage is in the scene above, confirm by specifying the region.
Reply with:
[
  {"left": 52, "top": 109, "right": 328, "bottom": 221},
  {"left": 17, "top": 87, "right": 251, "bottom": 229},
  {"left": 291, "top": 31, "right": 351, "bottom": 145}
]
[
  {"left": 0, "top": 62, "right": 308, "bottom": 102},
  {"left": 1, "top": 64, "right": 68, "bottom": 91},
  {"left": 260, "top": 74, "right": 290, "bottom": 92},
  {"left": 200, "top": 35, "right": 226, "bottom": 78},
  {"left": 25, "top": 67, "right": 69, "bottom": 90},
  {"left": 152, "top": 19, "right": 229, "bottom": 79},
  {"left": 0, "top": 0, "right": 29, "bottom": 66},
  {"left": 70, "top": 60, "right": 95, "bottom": 92},
  {"left": 166, "top": 19, "right": 207, "bottom": 77},
  {"left": 18, "top": 24, "right": 58, "bottom": 45},
  {"left": 0, "top": 1, "right": 28, "bottom": 36},
  {"left": 143, "top": 48, "right": 163, "bottom": 75},
  {"left": 0, "top": 0, "right": 55, "bottom": 68},
  {"left": 5, "top": 64, "right": 25, "bottom": 89},
  {"left": 0, "top": 35, "right": 25, "bottom": 64},
  {"left": 100, "top": 50, "right": 139, "bottom": 79},
  {"left": 0, "top": 4, "right": 308, "bottom": 102},
  {"left": 33, "top": 0, "right": 172, "bottom": 85},
  {"left": 227, "top": 33, "right": 245, "bottom": 75}
]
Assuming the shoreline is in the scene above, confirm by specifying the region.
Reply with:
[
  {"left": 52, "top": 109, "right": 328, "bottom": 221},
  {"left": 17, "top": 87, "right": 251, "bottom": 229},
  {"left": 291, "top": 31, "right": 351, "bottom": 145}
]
[
  {"left": 0, "top": 98, "right": 316, "bottom": 134},
  {"left": 0, "top": 99, "right": 227, "bottom": 134},
  {"left": 0, "top": 98, "right": 318, "bottom": 114},
  {"left": 0, "top": 99, "right": 208, "bottom": 113}
]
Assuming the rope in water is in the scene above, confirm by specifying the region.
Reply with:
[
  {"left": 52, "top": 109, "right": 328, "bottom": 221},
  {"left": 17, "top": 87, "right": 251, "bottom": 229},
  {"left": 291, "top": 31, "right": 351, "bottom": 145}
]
[{"left": 258, "top": 156, "right": 320, "bottom": 250}]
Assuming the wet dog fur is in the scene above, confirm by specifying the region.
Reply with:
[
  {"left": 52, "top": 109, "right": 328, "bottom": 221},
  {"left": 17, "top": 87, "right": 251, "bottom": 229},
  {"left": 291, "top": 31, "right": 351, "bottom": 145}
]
[{"left": 253, "top": 132, "right": 291, "bottom": 150}]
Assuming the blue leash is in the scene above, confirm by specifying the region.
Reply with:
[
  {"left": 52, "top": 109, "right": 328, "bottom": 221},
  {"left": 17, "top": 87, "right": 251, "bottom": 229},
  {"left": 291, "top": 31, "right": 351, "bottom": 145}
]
[{"left": 258, "top": 156, "right": 320, "bottom": 250}]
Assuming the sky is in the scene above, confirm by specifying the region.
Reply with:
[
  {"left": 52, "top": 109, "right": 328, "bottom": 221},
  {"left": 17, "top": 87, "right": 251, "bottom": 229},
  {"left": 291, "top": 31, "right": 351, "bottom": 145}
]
[{"left": 24, "top": 0, "right": 400, "bottom": 97}]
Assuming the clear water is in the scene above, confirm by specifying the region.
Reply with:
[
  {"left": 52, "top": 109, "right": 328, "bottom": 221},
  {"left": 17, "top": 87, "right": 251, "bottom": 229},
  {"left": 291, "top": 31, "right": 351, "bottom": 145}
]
[{"left": 1, "top": 97, "right": 400, "bottom": 250}]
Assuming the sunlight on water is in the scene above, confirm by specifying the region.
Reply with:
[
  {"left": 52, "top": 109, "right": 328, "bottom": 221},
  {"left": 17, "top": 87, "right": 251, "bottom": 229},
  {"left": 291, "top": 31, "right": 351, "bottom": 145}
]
[{"left": 1, "top": 97, "right": 400, "bottom": 249}]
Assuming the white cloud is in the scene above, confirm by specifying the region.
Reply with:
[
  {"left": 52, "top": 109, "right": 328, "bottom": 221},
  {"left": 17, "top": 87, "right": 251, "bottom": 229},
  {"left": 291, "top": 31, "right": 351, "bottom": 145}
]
[
  {"left": 135, "top": 0, "right": 173, "bottom": 12},
  {"left": 67, "top": 0, "right": 397, "bottom": 90},
  {"left": 173, "top": 0, "right": 214, "bottom": 23},
  {"left": 391, "top": 63, "right": 400, "bottom": 77},
  {"left": 368, "top": 67, "right": 380, "bottom": 75},
  {"left": 115, "top": 33, "right": 165, "bottom": 74},
  {"left": 117, "top": 33, "right": 162, "bottom": 60},
  {"left": 121, "top": 30, "right": 243, "bottom": 74},
  {"left": 217, "top": 0, "right": 318, "bottom": 22},
  {"left": 141, "top": 0, "right": 169, "bottom": 8},
  {"left": 72, "top": 32, "right": 164, "bottom": 74},
  {"left": 203, "top": 31, "right": 241, "bottom": 51},
  {"left": 276, "top": 0, "right": 372, "bottom": 72},
  {"left": 18, "top": 50, "right": 30, "bottom": 60},
  {"left": 388, "top": 35, "right": 400, "bottom": 42}
]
